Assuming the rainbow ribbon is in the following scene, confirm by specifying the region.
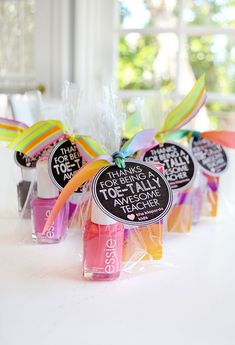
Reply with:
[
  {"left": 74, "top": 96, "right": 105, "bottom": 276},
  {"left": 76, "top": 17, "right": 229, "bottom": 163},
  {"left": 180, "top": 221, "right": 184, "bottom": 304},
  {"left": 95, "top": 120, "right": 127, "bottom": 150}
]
[
  {"left": 0, "top": 117, "right": 28, "bottom": 142},
  {"left": 161, "top": 74, "right": 206, "bottom": 132},
  {"left": 123, "top": 74, "right": 207, "bottom": 139},
  {"left": 161, "top": 129, "right": 235, "bottom": 149},
  {"left": 41, "top": 77, "right": 207, "bottom": 232},
  {"left": 75, "top": 76, "right": 207, "bottom": 163},
  {"left": 7, "top": 120, "right": 66, "bottom": 157},
  {"left": 1, "top": 75, "right": 206, "bottom": 158},
  {"left": 3, "top": 118, "right": 109, "bottom": 159},
  {"left": 43, "top": 128, "right": 157, "bottom": 233},
  {"left": 74, "top": 136, "right": 108, "bottom": 162}
]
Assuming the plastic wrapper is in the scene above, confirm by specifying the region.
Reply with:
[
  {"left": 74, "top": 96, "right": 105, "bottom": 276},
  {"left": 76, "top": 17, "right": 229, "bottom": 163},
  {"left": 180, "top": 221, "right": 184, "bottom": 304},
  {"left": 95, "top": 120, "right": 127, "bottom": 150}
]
[
  {"left": 166, "top": 188, "right": 193, "bottom": 233},
  {"left": 22, "top": 154, "right": 70, "bottom": 244},
  {"left": 64, "top": 84, "right": 126, "bottom": 227},
  {"left": 69, "top": 97, "right": 172, "bottom": 279},
  {"left": 201, "top": 173, "right": 220, "bottom": 218},
  {"left": 191, "top": 170, "right": 208, "bottom": 224},
  {"left": 0, "top": 146, "right": 19, "bottom": 218},
  {"left": 11, "top": 81, "right": 79, "bottom": 241},
  {"left": 76, "top": 180, "right": 171, "bottom": 279},
  {"left": 62, "top": 81, "right": 84, "bottom": 225},
  {"left": 17, "top": 168, "right": 37, "bottom": 219},
  {"left": 19, "top": 82, "right": 82, "bottom": 229},
  {"left": 122, "top": 222, "right": 163, "bottom": 262},
  {"left": 120, "top": 161, "right": 167, "bottom": 273}
]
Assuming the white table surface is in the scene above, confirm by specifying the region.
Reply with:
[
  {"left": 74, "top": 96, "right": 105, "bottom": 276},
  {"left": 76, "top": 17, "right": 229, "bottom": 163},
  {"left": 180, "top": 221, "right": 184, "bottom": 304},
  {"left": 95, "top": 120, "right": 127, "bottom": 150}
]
[{"left": 0, "top": 215, "right": 235, "bottom": 345}]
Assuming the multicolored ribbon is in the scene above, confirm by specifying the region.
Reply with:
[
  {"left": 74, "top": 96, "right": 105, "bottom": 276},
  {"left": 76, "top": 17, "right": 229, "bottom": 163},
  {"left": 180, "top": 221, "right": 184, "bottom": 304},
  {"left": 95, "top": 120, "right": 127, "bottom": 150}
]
[
  {"left": 74, "top": 136, "right": 108, "bottom": 161},
  {"left": 75, "top": 76, "right": 207, "bottom": 164},
  {"left": 0, "top": 117, "right": 28, "bottom": 142},
  {"left": 161, "top": 74, "right": 206, "bottom": 132},
  {"left": 7, "top": 120, "right": 66, "bottom": 157},
  {"left": 123, "top": 110, "right": 142, "bottom": 139},
  {"left": 123, "top": 74, "right": 206, "bottom": 139},
  {"left": 43, "top": 128, "right": 157, "bottom": 234},
  {"left": 3, "top": 118, "right": 110, "bottom": 159},
  {"left": 160, "top": 129, "right": 235, "bottom": 149},
  {"left": 1, "top": 75, "right": 206, "bottom": 158},
  {"left": 200, "top": 130, "right": 235, "bottom": 149}
]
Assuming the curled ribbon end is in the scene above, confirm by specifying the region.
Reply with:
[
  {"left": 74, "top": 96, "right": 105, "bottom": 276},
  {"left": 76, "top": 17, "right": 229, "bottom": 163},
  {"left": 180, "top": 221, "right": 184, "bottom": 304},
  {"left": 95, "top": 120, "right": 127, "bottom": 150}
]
[
  {"left": 115, "top": 157, "right": 126, "bottom": 169},
  {"left": 112, "top": 151, "right": 126, "bottom": 169}
]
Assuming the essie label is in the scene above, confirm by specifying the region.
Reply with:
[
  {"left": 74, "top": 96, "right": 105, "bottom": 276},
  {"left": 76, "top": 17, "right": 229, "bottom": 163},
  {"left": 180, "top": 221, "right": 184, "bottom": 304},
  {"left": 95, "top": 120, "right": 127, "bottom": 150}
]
[
  {"left": 15, "top": 151, "right": 38, "bottom": 169},
  {"left": 48, "top": 139, "right": 83, "bottom": 193},
  {"left": 141, "top": 142, "right": 196, "bottom": 191},
  {"left": 190, "top": 137, "right": 228, "bottom": 176},
  {"left": 92, "top": 159, "right": 173, "bottom": 226},
  {"left": 104, "top": 238, "right": 118, "bottom": 274},
  {"left": 44, "top": 209, "right": 55, "bottom": 238}
]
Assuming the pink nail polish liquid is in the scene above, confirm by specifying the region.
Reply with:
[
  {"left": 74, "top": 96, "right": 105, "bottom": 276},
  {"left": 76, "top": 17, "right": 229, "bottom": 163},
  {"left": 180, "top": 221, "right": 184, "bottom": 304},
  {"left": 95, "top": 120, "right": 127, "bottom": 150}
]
[
  {"left": 32, "top": 156, "right": 68, "bottom": 244},
  {"left": 83, "top": 200, "right": 124, "bottom": 281}
]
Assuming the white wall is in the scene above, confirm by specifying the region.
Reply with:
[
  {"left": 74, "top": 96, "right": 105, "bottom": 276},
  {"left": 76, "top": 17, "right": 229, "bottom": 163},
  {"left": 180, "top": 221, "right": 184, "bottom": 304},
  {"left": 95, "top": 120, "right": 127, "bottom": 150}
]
[{"left": 34, "top": 0, "right": 73, "bottom": 97}]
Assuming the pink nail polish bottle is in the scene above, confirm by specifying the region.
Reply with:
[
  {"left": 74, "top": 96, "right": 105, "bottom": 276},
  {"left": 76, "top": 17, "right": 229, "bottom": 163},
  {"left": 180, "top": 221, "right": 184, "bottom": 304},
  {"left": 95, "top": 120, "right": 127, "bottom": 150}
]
[
  {"left": 83, "top": 199, "right": 124, "bottom": 281},
  {"left": 32, "top": 157, "right": 68, "bottom": 244}
]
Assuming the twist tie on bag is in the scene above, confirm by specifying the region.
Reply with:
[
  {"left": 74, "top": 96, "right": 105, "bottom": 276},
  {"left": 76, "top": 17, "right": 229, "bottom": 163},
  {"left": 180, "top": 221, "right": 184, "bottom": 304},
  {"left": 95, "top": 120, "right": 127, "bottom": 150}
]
[
  {"left": 190, "top": 130, "right": 201, "bottom": 141},
  {"left": 42, "top": 128, "right": 157, "bottom": 234},
  {"left": 68, "top": 132, "right": 76, "bottom": 143}
]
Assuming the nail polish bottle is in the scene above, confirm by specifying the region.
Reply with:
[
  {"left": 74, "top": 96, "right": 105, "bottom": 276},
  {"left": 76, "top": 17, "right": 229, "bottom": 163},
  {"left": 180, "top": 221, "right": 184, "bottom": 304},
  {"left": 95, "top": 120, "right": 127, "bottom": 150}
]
[
  {"left": 83, "top": 199, "right": 124, "bottom": 281},
  {"left": 32, "top": 157, "right": 68, "bottom": 244},
  {"left": 17, "top": 168, "right": 37, "bottom": 219}
]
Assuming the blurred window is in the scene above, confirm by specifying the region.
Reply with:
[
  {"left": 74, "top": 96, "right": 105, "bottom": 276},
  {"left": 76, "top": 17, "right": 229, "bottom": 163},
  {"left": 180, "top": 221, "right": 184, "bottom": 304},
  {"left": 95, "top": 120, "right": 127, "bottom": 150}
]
[
  {"left": 117, "top": 0, "right": 235, "bottom": 126},
  {"left": 0, "top": 0, "right": 35, "bottom": 93}
]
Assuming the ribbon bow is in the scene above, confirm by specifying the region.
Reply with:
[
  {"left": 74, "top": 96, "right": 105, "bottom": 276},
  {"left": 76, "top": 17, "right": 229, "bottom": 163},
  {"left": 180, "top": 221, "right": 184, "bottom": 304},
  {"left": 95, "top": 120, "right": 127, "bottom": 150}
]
[
  {"left": 43, "top": 128, "right": 157, "bottom": 233},
  {"left": 0, "top": 118, "right": 107, "bottom": 159},
  {"left": 0, "top": 119, "right": 65, "bottom": 156}
]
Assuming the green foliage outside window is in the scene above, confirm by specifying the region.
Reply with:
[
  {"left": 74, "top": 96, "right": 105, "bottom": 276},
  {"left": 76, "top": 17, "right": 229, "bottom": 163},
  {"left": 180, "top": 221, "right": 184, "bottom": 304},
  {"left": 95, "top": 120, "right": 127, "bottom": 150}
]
[{"left": 118, "top": 0, "right": 235, "bottom": 118}]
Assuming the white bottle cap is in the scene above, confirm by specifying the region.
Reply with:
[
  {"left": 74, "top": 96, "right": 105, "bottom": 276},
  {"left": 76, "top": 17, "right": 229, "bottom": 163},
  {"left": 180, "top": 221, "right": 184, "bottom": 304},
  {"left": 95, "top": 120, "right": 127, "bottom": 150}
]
[
  {"left": 91, "top": 198, "right": 116, "bottom": 225},
  {"left": 22, "top": 168, "right": 36, "bottom": 182},
  {"left": 36, "top": 158, "right": 59, "bottom": 199}
]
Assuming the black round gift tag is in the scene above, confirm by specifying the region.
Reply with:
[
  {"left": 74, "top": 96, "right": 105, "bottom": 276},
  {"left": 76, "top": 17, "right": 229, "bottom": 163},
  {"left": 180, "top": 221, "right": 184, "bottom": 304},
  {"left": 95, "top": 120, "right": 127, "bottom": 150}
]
[
  {"left": 190, "top": 137, "right": 228, "bottom": 175},
  {"left": 142, "top": 141, "right": 196, "bottom": 191},
  {"left": 92, "top": 159, "right": 173, "bottom": 226},
  {"left": 48, "top": 139, "right": 83, "bottom": 193}
]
